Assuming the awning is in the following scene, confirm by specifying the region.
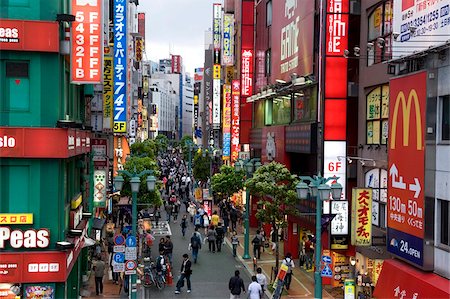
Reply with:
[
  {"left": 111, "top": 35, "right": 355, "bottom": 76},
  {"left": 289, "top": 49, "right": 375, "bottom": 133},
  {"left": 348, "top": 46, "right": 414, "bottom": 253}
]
[
  {"left": 373, "top": 259, "right": 450, "bottom": 299},
  {"left": 92, "top": 218, "right": 106, "bottom": 230}
]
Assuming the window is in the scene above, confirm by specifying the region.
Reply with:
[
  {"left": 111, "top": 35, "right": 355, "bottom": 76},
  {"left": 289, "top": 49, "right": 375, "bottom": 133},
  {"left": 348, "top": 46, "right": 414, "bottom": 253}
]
[
  {"left": 366, "top": 85, "right": 389, "bottom": 145},
  {"left": 266, "top": 0, "right": 272, "bottom": 26},
  {"left": 365, "top": 169, "right": 388, "bottom": 229},
  {"left": 438, "top": 199, "right": 449, "bottom": 247},
  {"left": 265, "top": 49, "right": 271, "bottom": 76},
  {"left": 441, "top": 95, "right": 450, "bottom": 141},
  {"left": 367, "top": 1, "right": 392, "bottom": 66}
]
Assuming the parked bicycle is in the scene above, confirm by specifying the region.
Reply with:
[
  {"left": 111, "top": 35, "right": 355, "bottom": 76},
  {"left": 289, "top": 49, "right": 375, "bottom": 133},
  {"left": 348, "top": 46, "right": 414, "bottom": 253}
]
[{"left": 141, "top": 257, "right": 166, "bottom": 290}]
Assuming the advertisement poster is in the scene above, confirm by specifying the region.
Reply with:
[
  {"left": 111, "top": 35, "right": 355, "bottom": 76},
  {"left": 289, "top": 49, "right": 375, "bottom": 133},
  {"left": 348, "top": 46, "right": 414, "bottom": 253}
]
[
  {"left": 271, "top": 264, "right": 288, "bottom": 299},
  {"left": 25, "top": 284, "right": 55, "bottom": 299},
  {"left": 387, "top": 72, "right": 426, "bottom": 267},
  {"left": 222, "top": 14, "right": 234, "bottom": 66}
]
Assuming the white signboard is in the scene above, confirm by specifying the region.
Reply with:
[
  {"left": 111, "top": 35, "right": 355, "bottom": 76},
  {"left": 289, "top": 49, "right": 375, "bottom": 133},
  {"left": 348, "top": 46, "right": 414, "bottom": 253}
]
[
  {"left": 331, "top": 200, "right": 349, "bottom": 235},
  {"left": 323, "top": 141, "right": 346, "bottom": 199},
  {"left": 212, "top": 78, "right": 221, "bottom": 125},
  {"left": 125, "top": 247, "right": 137, "bottom": 260},
  {"left": 393, "top": 0, "right": 450, "bottom": 58},
  {"left": 93, "top": 169, "right": 107, "bottom": 206}
]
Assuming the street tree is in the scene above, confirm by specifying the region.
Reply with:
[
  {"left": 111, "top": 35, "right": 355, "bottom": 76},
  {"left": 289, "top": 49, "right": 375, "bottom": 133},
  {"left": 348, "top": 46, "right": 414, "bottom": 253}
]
[
  {"left": 130, "top": 139, "right": 157, "bottom": 159},
  {"left": 211, "top": 165, "right": 245, "bottom": 203},
  {"left": 245, "top": 161, "right": 299, "bottom": 272},
  {"left": 192, "top": 150, "right": 211, "bottom": 186},
  {"left": 154, "top": 134, "right": 169, "bottom": 154}
]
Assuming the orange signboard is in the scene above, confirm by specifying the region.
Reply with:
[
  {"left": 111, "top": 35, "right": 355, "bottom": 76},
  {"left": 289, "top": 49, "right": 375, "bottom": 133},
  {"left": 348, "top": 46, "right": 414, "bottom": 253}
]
[{"left": 71, "top": 0, "right": 103, "bottom": 83}]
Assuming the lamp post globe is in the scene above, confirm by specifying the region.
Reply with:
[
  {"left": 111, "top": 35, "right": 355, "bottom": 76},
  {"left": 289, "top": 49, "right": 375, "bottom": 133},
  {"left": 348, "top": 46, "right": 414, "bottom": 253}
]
[
  {"left": 113, "top": 175, "right": 124, "bottom": 191},
  {"left": 146, "top": 175, "right": 156, "bottom": 191}
]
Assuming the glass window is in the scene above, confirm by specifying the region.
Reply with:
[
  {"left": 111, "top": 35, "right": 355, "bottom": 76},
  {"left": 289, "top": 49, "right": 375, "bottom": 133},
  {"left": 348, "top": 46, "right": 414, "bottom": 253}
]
[
  {"left": 266, "top": 0, "right": 272, "bottom": 26},
  {"left": 264, "top": 99, "right": 273, "bottom": 126},
  {"left": 293, "top": 87, "right": 317, "bottom": 122},
  {"left": 272, "top": 96, "right": 291, "bottom": 125},
  {"left": 441, "top": 95, "right": 450, "bottom": 141},
  {"left": 367, "top": 1, "right": 393, "bottom": 66},
  {"left": 439, "top": 199, "right": 449, "bottom": 246},
  {"left": 365, "top": 169, "right": 387, "bottom": 228},
  {"left": 366, "top": 85, "right": 389, "bottom": 145},
  {"left": 254, "top": 100, "right": 265, "bottom": 128}
]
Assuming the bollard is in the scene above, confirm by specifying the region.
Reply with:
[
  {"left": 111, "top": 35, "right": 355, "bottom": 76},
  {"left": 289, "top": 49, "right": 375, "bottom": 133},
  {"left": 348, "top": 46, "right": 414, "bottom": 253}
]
[
  {"left": 253, "top": 257, "right": 258, "bottom": 273},
  {"left": 166, "top": 263, "right": 173, "bottom": 286}
]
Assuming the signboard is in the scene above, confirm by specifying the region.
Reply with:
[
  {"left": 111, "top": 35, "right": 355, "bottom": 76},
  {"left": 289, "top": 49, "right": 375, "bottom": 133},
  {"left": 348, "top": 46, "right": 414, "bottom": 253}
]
[
  {"left": 271, "top": 264, "right": 288, "bottom": 299},
  {"left": 71, "top": 0, "right": 102, "bottom": 83},
  {"left": 331, "top": 200, "right": 348, "bottom": 235},
  {"left": 231, "top": 80, "right": 241, "bottom": 162},
  {"left": 323, "top": 141, "right": 346, "bottom": 199},
  {"left": 113, "top": 0, "right": 127, "bottom": 133},
  {"left": 203, "top": 199, "right": 212, "bottom": 217},
  {"left": 352, "top": 189, "right": 372, "bottom": 246},
  {"left": 103, "top": 56, "right": 113, "bottom": 131},
  {"left": 344, "top": 279, "right": 355, "bottom": 299},
  {"left": 213, "top": 3, "right": 222, "bottom": 64},
  {"left": 321, "top": 250, "right": 333, "bottom": 278},
  {"left": 93, "top": 170, "right": 107, "bottom": 207},
  {"left": 222, "top": 85, "right": 231, "bottom": 158},
  {"left": 222, "top": 14, "right": 234, "bottom": 66},
  {"left": 393, "top": 0, "right": 450, "bottom": 58},
  {"left": 0, "top": 127, "right": 91, "bottom": 158},
  {"left": 171, "top": 55, "right": 182, "bottom": 74},
  {"left": 0, "top": 19, "right": 59, "bottom": 52},
  {"left": 212, "top": 79, "right": 221, "bottom": 125},
  {"left": 0, "top": 227, "right": 49, "bottom": 249},
  {"left": 25, "top": 285, "right": 55, "bottom": 299},
  {"left": 387, "top": 71, "right": 426, "bottom": 267},
  {"left": 270, "top": 0, "right": 314, "bottom": 81},
  {"left": 240, "top": 50, "right": 253, "bottom": 96},
  {"left": 125, "top": 260, "right": 136, "bottom": 275},
  {"left": 194, "top": 67, "right": 204, "bottom": 82},
  {"left": 92, "top": 138, "right": 107, "bottom": 168},
  {"left": 0, "top": 214, "right": 33, "bottom": 224}
]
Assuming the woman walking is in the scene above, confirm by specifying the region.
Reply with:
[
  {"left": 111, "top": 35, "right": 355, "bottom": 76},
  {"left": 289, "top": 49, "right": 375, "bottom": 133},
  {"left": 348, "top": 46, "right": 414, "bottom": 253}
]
[{"left": 206, "top": 225, "right": 217, "bottom": 253}]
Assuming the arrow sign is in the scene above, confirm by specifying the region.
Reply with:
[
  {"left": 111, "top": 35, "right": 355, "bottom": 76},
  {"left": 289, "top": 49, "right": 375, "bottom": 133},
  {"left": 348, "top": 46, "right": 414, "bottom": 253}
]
[
  {"left": 322, "top": 255, "right": 332, "bottom": 264},
  {"left": 126, "top": 236, "right": 137, "bottom": 247},
  {"left": 408, "top": 177, "right": 421, "bottom": 198},
  {"left": 389, "top": 163, "right": 406, "bottom": 189}
]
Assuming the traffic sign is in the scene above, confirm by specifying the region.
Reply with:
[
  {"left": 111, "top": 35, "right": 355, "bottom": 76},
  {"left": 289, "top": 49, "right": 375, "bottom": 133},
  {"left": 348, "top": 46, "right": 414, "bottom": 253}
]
[
  {"left": 125, "top": 246, "right": 137, "bottom": 260},
  {"left": 126, "top": 235, "right": 137, "bottom": 247},
  {"left": 113, "top": 245, "right": 125, "bottom": 253},
  {"left": 113, "top": 263, "right": 124, "bottom": 273},
  {"left": 125, "top": 260, "right": 137, "bottom": 271},
  {"left": 321, "top": 264, "right": 333, "bottom": 278},
  {"left": 113, "top": 252, "right": 125, "bottom": 263},
  {"left": 114, "top": 234, "right": 125, "bottom": 245},
  {"left": 322, "top": 255, "right": 332, "bottom": 264}
]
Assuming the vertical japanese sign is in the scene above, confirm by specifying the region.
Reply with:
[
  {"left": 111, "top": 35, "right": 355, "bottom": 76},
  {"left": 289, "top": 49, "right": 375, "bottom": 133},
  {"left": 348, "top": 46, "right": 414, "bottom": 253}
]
[
  {"left": 213, "top": 3, "right": 222, "bottom": 65},
  {"left": 94, "top": 169, "right": 107, "bottom": 207},
  {"left": 222, "top": 85, "right": 231, "bottom": 159},
  {"left": 193, "top": 82, "right": 200, "bottom": 131},
  {"left": 351, "top": 188, "right": 372, "bottom": 246},
  {"left": 231, "top": 80, "right": 240, "bottom": 162},
  {"left": 212, "top": 4, "right": 222, "bottom": 128},
  {"left": 222, "top": 14, "right": 234, "bottom": 66},
  {"left": 103, "top": 55, "right": 113, "bottom": 131},
  {"left": 323, "top": 0, "right": 349, "bottom": 198},
  {"left": 213, "top": 79, "right": 221, "bottom": 126},
  {"left": 171, "top": 55, "right": 182, "bottom": 74},
  {"left": 241, "top": 50, "right": 253, "bottom": 97},
  {"left": 387, "top": 71, "right": 426, "bottom": 267},
  {"left": 113, "top": 0, "right": 127, "bottom": 133},
  {"left": 71, "top": 0, "right": 102, "bottom": 83}
]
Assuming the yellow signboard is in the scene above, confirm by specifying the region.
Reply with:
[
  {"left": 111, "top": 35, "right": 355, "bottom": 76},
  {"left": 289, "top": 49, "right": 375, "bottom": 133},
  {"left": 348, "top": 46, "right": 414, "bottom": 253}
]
[
  {"left": 0, "top": 213, "right": 33, "bottom": 224},
  {"left": 71, "top": 194, "right": 83, "bottom": 210},
  {"left": 352, "top": 188, "right": 372, "bottom": 246},
  {"left": 213, "top": 64, "right": 221, "bottom": 79},
  {"left": 103, "top": 56, "right": 113, "bottom": 130}
]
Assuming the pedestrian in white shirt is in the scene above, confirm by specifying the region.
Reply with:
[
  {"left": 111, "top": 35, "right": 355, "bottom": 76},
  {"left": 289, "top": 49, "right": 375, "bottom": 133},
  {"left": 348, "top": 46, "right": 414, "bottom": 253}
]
[
  {"left": 248, "top": 275, "right": 263, "bottom": 299},
  {"left": 256, "top": 267, "right": 267, "bottom": 292}
]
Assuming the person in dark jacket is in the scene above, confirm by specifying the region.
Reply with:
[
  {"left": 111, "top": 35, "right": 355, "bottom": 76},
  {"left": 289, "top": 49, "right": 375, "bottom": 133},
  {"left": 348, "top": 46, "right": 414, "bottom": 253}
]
[
  {"left": 229, "top": 270, "right": 245, "bottom": 298},
  {"left": 175, "top": 254, "right": 192, "bottom": 294},
  {"left": 215, "top": 223, "right": 225, "bottom": 252}
]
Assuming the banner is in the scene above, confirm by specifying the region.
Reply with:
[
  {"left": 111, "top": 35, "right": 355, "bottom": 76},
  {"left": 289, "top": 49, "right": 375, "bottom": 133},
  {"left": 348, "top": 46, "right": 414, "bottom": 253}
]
[
  {"left": 352, "top": 188, "right": 372, "bottom": 246},
  {"left": 231, "top": 80, "right": 240, "bottom": 162},
  {"left": 212, "top": 79, "right": 221, "bottom": 125},
  {"left": 222, "top": 14, "right": 234, "bottom": 66},
  {"left": 240, "top": 50, "right": 253, "bottom": 97},
  {"left": 103, "top": 56, "right": 113, "bottom": 131},
  {"left": 222, "top": 85, "right": 231, "bottom": 158},
  {"left": 71, "top": 0, "right": 102, "bottom": 83},
  {"left": 113, "top": 0, "right": 127, "bottom": 133}
]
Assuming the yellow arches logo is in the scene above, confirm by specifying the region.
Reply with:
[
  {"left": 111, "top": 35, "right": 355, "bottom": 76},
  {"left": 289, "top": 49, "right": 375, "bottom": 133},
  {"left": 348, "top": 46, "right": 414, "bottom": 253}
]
[{"left": 390, "top": 89, "right": 423, "bottom": 150}]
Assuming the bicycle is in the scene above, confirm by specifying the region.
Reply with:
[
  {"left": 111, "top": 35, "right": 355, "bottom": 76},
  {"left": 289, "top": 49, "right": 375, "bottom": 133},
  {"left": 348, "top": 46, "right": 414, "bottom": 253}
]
[{"left": 141, "top": 258, "right": 166, "bottom": 290}]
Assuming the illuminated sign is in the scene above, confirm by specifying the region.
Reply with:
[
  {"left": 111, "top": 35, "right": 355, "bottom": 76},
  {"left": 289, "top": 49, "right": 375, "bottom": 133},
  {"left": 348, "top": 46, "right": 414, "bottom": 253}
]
[
  {"left": 222, "top": 14, "right": 234, "bottom": 66},
  {"left": 331, "top": 201, "right": 348, "bottom": 235},
  {"left": 103, "top": 56, "right": 113, "bottom": 131},
  {"left": 213, "top": 3, "right": 222, "bottom": 64},
  {"left": 351, "top": 188, "right": 372, "bottom": 246},
  {"left": 212, "top": 79, "right": 221, "bottom": 125},
  {"left": 0, "top": 228, "right": 50, "bottom": 249},
  {"left": 323, "top": 141, "right": 346, "bottom": 199},
  {"left": 0, "top": 19, "right": 59, "bottom": 52},
  {"left": 71, "top": 0, "right": 102, "bottom": 83},
  {"left": 213, "top": 64, "right": 221, "bottom": 79},
  {"left": 222, "top": 85, "right": 231, "bottom": 158},
  {"left": 231, "top": 80, "right": 240, "bottom": 162},
  {"left": 387, "top": 71, "right": 426, "bottom": 267},
  {"left": 0, "top": 214, "right": 33, "bottom": 225},
  {"left": 241, "top": 50, "right": 253, "bottom": 96},
  {"left": 113, "top": 0, "right": 127, "bottom": 133}
]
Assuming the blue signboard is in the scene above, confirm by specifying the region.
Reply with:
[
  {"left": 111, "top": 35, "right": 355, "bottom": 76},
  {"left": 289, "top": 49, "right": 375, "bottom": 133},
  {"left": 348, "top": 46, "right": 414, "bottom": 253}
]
[
  {"left": 223, "top": 133, "right": 230, "bottom": 157},
  {"left": 113, "top": 252, "right": 125, "bottom": 263},
  {"left": 126, "top": 236, "right": 137, "bottom": 247},
  {"left": 113, "top": 0, "right": 127, "bottom": 133},
  {"left": 114, "top": 234, "right": 125, "bottom": 246},
  {"left": 322, "top": 255, "right": 332, "bottom": 264},
  {"left": 321, "top": 265, "right": 333, "bottom": 278},
  {"left": 387, "top": 228, "right": 423, "bottom": 266}
]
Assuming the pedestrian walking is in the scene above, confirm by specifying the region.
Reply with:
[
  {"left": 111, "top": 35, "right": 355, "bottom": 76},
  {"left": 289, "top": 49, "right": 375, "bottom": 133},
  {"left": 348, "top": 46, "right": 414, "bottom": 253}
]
[
  {"left": 93, "top": 255, "right": 105, "bottom": 296},
  {"left": 228, "top": 270, "right": 246, "bottom": 299},
  {"left": 158, "top": 237, "right": 165, "bottom": 254},
  {"left": 172, "top": 199, "right": 180, "bottom": 222},
  {"left": 252, "top": 230, "right": 263, "bottom": 259},
  {"left": 188, "top": 202, "right": 196, "bottom": 223},
  {"left": 230, "top": 208, "right": 238, "bottom": 232},
  {"left": 256, "top": 267, "right": 267, "bottom": 292},
  {"left": 164, "top": 235, "right": 174, "bottom": 264},
  {"left": 203, "top": 213, "right": 210, "bottom": 234},
  {"left": 211, "top": 210, "right": 220, "bottom": 227},
  {"left": 175, "top": 254, "right": 192, "bottom": 294},
  {"left": 270, "top": 227, "right": 277, "bottom": 254},
  {"left": 215, "top": 222, "right": 225, "bottom": 252},
  {"left": 165, "top": 203, "right": 172, "bottom": 222},
  {"left": 194, "top": 211, "right": 202, "bottom": 228},
  {"left": 207, "top": 225, "right": 217, "bottom": 252},
  {"left": 180, "top": 214, "right": 188, "bottom": 237},
  {"left": 303, "top": 235, "right": 313, "bottom": 271},
  {"left": 282, "top": 252, "right": 295, "bottom": 290},
  {"left": 231, "top": 231, "right": 239, "bottom": 257},
  {"left": 247, "top": 275, "right": 263, "bottom": 299},
  {"left": 189, "top": 230, "right": 202, "bottom": 263}
]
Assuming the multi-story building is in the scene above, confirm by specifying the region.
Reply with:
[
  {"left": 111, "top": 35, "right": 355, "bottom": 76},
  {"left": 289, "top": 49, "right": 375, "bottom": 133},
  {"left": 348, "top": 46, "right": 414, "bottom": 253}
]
[{"left": 149, "top": 77, "right": 178, "bottom": 138}]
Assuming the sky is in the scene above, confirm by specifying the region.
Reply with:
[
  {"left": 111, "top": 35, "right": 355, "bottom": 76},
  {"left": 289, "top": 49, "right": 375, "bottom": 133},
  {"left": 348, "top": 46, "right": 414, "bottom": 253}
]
[{"left": 139, "top": 0, "right": 219, "bottom": 75}]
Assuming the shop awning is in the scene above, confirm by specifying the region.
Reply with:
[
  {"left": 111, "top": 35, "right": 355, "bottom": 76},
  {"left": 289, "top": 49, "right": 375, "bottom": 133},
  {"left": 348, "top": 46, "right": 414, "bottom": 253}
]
[
  {"left": 373, "top": 259, "right": 450, "bottom": 299},
  {"left": 92, "top": 218, "right": 106, "bottom": 230}
]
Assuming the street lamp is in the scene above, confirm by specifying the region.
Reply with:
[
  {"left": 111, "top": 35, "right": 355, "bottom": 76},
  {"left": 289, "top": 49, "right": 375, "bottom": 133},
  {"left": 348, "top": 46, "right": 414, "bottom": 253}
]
[
  {"left": 296, "top": 175, "right": 342, "bottom": 299},
  {"left": 114, "top": 169, "right": 156, "bottom": 299},
  {"left": 234, "top": 158, "right": 261, "bottom": 260}
]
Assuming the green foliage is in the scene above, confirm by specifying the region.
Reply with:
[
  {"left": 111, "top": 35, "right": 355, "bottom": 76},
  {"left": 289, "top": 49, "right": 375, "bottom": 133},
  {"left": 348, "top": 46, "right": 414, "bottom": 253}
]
[
  {"left": 211, "top": 165, "right": 245, "bottom": 199},
  {"left": 180, "top": 136, "right": 194, "bottom": 160},
  {"left": 245, "top": 162, "right": 299, "bottom": 227},
  {"left": 192, "top": 151, "right": 211, "bottom": 182},
  {"left": 154, "top": 135, "right": 169, "bottom": 153},
  {"left": 130, "top": 139, "right": 157, "bottom": 159},
  {"left": 121, "top": 156, "right": 163, "bottom": 207}
]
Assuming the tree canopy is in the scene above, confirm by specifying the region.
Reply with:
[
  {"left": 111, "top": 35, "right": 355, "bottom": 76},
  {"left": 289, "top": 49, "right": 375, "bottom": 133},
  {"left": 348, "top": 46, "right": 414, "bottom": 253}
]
[
  {"left": 192, "top": 150, "right": 211, "bottom": 183},
  {"left": 211, "top": 165, "right": 245, "bottom": 200}
]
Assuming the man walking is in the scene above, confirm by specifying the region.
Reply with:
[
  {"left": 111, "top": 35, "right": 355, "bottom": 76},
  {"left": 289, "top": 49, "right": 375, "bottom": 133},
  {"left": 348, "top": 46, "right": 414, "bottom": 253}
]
[
  {"left": 229, "top": 270, "right": 245, "bottom": 298},
  {"left": 180, "top": 214, "right": 188, "bottom": 237},
  {"left": 189, "top": 231, "right": 202, "bottom": 263},
  {"left": 251, "top": 230, "right": 263, "bottom": 259},
  {"left": 215, "top": 222, "right": 225, "bottom": 252},
  {"left": 175, "top": 254, "right": 192, "bottom": 294},
  {"left": 164, "top": 235, "right": 174, "bottom": 264},
  {"left": 282, "top": 252, "right": 295, "bottom": 290},
  {"left": 93, "top": 255, "right": 105, "bottom": 296},
  {"left": 247, "top": 275, "right": 263, "bottom": 299}
]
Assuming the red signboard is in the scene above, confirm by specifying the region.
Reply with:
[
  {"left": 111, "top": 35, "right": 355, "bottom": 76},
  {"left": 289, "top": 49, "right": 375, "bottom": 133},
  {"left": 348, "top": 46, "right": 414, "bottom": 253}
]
[
  {"left": 138, "top": 13, "right": 145, "bottom": 39},
  {"left": 324, "top": 99, "right": 347, "bottom": 140},
  {"left": 0, "top": 127, "right": 91, "bottom": 158},
  {"left": 171, "top": 55, "right": 182, "bottom": 74},
  {"left": 0, "top": 19, "right": 59, "bottom": 52},
  {"left": 71, "top": 0, "right": 102, "bottom": 83},
  {"left": 241, "top": 50, "right": 253, "bottom": 96},
  {"left": 231, "top": 80, "right": 240, "bottom": 162},
  {"left": 270, "top": 0, "right": 314, "bottom": 81},
  {"left": 388, "top": 72, "right": 426, "bottom": 239}
]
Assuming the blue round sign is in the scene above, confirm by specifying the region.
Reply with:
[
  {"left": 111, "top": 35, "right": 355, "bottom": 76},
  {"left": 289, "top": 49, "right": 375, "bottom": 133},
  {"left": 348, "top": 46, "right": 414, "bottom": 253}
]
[
  {"left": 126, "top": 236, "right": 137, "bottom": 247},
  {"left": 114, "top": 234, "right": 125, "bottom": 245},
  {"left": 113, "top": 252, "right": 125, "bottom": 263}
]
